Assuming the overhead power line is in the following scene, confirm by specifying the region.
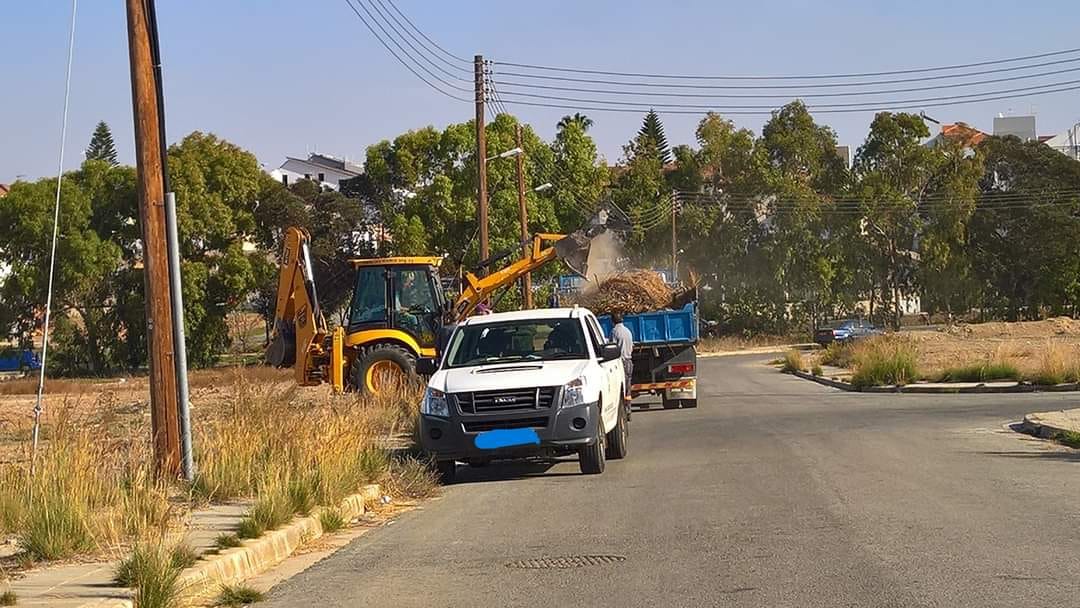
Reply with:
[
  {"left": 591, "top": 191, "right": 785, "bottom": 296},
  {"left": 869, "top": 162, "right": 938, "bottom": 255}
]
[
  {"left": 354, "top": 0, "right": 471, "bottom": 87},
  {"left": 491, "top": 64, "right": 1080, "bottom": 100},
  {"left": 381, "top": 0, "right": 471, "bottom": 64},
  {"left": 369, "top": 0, "right": 470, "bottom": 75},
  {"left": 341, "top": 0, "right": 470, "bottom": 102},
  {"left": 483, "top": 81, "right": 1080, "bottom": 115},
  {"left": 490, "top": 47, "right": 1080, "bottom": 81}
]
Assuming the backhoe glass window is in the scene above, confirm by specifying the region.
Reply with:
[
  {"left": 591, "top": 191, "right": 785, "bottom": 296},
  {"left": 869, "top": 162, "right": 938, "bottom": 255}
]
[
  {"left": 392, "top": 268, "right": 440, "bottom": 345},
  {"left": 349, "top": 267, "right": 386, "bottom": 326},
  {"left": 444, "top": 319, "right": 588, "bottom": 368}
]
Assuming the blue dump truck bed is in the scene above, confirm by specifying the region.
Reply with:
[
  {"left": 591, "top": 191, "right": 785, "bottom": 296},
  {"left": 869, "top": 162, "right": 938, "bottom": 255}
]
[
  {"left": 597, "top": 301, "right": 699, "bottom": 409},
  {"left": 597, "top": 302, "right": 698, "bottom": 345}
]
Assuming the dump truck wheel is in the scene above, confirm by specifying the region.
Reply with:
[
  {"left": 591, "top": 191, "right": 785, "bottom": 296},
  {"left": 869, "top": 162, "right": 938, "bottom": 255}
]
[{"left": 350, "top": 343, "right": 416, "bottom": 395}]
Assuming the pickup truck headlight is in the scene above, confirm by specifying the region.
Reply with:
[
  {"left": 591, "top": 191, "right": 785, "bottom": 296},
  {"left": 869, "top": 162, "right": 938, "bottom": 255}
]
[
  {"left": 421, "top": 387, "right": 449, "bottom": 417},
  {"left": 560, "top": 376, "right": 587, "bottom": 408}
]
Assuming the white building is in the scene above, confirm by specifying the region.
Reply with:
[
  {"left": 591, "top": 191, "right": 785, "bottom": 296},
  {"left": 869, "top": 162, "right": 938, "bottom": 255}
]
[
  {"left": 269, "top": 153, "right": 363, "bottom": 191},
  {"left": 1042, "top": 123, "right": 1080, "bottom": 161}
]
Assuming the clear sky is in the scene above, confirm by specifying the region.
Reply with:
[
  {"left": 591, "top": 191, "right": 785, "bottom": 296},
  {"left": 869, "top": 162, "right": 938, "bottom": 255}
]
[{"left": 4, "top": 0, "right": 1080, "bottom": 183}]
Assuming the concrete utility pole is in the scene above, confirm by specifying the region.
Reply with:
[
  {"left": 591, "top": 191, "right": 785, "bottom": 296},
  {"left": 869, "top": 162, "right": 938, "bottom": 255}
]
[
  {"left": 515, "top": 124, "right": 533, "bottom": 308},
  {"left": 474, "top": 55, "right": 489, "bottom": 272},
  {"left": 126, "top": 0, "right": 181, "bottom": 476}
]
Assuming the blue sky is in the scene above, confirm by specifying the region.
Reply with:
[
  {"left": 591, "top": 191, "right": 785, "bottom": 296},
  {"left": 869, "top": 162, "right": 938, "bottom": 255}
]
[{"left": 4, "top": 0, "right": 1080, "bottom": 183}]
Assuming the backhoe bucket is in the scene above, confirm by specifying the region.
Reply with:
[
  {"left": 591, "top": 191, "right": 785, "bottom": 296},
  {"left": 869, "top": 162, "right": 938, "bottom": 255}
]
[
  {"left": 553, "top": 205, "right": 629, "bottom": 278},
  {"left": 554, "top": 231, "right": 592, "bottom": 277}
]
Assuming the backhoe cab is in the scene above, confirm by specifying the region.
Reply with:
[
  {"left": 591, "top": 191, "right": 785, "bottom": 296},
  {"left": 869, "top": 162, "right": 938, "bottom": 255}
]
[{"left": 267, "top": 208, "right": 621, "bottom": 395}]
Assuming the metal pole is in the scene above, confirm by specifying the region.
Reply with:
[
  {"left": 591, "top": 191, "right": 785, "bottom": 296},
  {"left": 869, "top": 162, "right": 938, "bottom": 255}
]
[
  {"left": 31, "top": 0, "right": 79, "bottom": 477},
  {"left": 474, "top": 55, "right": 489, "bottom": 273},
  {"left": 164, "top": 192, "right": 194, "bottom": 480},
  {"left": 127, "top": 0, "right": 181, "bottom": 476},
  {"left": 515, "top": 124, "right": 532, "bottom": 308}
]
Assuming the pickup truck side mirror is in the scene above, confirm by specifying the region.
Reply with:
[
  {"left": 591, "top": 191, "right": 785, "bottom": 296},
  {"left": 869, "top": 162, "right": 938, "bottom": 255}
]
[
  {"left": 416, "top": 357, "right": 438, "bottom": 376},
  {"left": 600, "top": 343, "right": 621, "bottom": 362}
]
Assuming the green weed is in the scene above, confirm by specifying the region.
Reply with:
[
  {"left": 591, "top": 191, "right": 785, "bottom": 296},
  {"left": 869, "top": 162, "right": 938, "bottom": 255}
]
[{"left": 215, "top": 584, "right": 265, "bottom": 606}]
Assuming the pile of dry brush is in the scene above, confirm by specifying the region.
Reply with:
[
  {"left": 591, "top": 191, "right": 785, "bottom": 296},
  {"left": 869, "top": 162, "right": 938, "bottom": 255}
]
[{"left": 575, "top": 270, "right": 675, "bottom": 315}]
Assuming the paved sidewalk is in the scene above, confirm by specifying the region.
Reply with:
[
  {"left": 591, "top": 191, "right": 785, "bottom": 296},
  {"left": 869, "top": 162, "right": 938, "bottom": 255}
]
[{"left": 6, "top": 501, "right": 251, "bottom": 607}]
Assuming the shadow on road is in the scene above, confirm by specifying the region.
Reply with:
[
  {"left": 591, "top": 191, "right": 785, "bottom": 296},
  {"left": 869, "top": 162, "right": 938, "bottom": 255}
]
[
  {"left": 450, "top": 458, "right": 582, "bottom": 485},
  {"left": 980, "top": 450, "right": 1080, "bottom": 462}
]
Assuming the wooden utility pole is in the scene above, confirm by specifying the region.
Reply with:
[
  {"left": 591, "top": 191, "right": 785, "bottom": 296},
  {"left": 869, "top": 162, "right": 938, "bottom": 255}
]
[
  {"left": 126, "top": 0, "right": 180, "bottom": 476},
  {"left": 515, "top": 125, "right": 533, "bottom": 308},
  {"left": 474, "top": 55, "right": 489, "bottom": 272},
  {"left": 671, "top": 196, "right": 678, "bottom": 281}
]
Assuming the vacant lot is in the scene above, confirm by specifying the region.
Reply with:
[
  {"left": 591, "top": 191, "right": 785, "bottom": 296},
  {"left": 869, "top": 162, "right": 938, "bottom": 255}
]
[
  {"left": 807, "top": 317, "right": 1080, "bottom": 381},
  {"left": 0, "top": 366, "right": 297, "bottom": 466}
]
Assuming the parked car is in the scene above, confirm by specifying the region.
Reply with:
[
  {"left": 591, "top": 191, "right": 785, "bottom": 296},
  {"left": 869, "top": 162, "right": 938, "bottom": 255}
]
[
  {"left": 416, "top": 307, "right": 630, "bottom": 482},
  {"left": 814, "top": 319, "right": 882, "bottom": 345},
  {"left": 0, "top": 348, "right": 42, "bottom": 374}
]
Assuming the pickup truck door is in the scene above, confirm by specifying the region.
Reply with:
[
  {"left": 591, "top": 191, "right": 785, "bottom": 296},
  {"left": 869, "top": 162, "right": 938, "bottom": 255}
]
[{"left": 584, "top": 315, "right": 618, "bottom": 427}]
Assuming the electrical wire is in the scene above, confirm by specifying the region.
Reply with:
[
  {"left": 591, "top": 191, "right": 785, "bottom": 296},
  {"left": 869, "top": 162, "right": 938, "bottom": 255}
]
[
  {"left": 370, "top": 0, "right": 471, "bottom": 73},
  {"left": 489, "top": 77, "right": 1080, "bottom": 112},
  {"left": 491, "top": 56, "right": 1080, "bottom": 91},
  {"left": 32, "top": 0, "right": 78, "bottom": 473},
  {"left": 341, "top": 0, "right": 471, "bottom": 102},
  {"left": 491, "top": 64, "right": 1080, "bottom": 100},
  {"left": 483, "top": 81, "right": 1080, "bottom": 115},
  {"left": 361, "top": 0, "right": 470, "bottom": 82},
  {"left": 382, "top": 0, "right": 471, "bottom": 64},
  {"left": 490, "top": 47, "right": 1080, "bottom": 81}
]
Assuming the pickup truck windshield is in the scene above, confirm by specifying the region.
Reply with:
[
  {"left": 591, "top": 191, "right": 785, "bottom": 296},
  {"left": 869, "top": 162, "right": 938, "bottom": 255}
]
[{"left": 444, "top": 319, "right": 588, "bottom": 368}]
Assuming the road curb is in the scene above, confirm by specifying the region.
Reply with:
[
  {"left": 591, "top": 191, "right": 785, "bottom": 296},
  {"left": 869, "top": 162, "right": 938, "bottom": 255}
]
[
  {"left": 1018, "top": 412, "right": 1078, "bottom": 439},
  {"left": 699, "top": 343, "right": 819, "bottom": 358},
  {"left": 75, "top": 484, "right": 381, "bottom": 608},
  {"left": 178, "top": 484, "right": 381, "bottom": 600},
  {"left": 788, "top": 370, "right": 1078, "bottom": 394}
]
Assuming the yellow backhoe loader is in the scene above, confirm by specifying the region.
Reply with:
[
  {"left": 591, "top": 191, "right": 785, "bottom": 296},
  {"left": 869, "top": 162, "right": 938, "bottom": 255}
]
[{"left": 266, "top": 210, "right": 619, "bottom": 394}]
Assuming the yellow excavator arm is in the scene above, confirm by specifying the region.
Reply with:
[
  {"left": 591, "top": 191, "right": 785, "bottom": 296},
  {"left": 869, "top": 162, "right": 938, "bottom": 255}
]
[
  {"left": 452, "top": 231, "right": 595, "bottom": 321},
  {"left": 266, "top": 227, "right": 333, "bottom": 386}
]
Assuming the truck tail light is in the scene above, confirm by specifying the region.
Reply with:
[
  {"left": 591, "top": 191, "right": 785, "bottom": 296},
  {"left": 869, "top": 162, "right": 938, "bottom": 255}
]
[{"left": 668, "top": 363, "right": 695, "bottom": 375}]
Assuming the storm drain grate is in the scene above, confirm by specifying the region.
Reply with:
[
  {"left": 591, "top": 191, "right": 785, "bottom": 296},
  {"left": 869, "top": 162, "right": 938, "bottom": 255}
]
[{"left": 506, "top": 555, "right": 626, "bottom": 569}]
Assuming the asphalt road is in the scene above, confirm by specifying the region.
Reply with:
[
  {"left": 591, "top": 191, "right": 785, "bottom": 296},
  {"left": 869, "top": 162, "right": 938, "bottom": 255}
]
[{"left": 264, "top": 355, "right": 1080, "bottom": 608}]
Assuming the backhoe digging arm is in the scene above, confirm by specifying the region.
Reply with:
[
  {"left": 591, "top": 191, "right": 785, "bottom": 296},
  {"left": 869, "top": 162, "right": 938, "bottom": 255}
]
[{"left": 266, "top": 227, "right": 331, "bottom": 386}]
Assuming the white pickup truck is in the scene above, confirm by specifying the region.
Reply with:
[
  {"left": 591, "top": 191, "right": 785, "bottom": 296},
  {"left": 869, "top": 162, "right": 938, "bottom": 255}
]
[{"left": 416, "top": 307, "right": 630, "bottom": 482}]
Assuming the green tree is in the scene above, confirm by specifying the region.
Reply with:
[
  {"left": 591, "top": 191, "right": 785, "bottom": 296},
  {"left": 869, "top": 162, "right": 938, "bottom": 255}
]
[
  {"left": 550, "top": 116, "right": 608, "bottom": 230},
  {"left": 637, "top": 109, "right": 671, "bottom": 164},
  {"left": 85, "top": 121, "right": 118, "bottom": 166},
  {"left": 853, "top": 112, "right": 936, "bottom": 328},
  {"left": 970, "top": 136, "right": 1080, "bottom": 319},
  {"left": 557, "top": 113, "right": 594, "bottom": 132},
  {"left": 759, "top": 101, "right": 848, "bottom": 331}
]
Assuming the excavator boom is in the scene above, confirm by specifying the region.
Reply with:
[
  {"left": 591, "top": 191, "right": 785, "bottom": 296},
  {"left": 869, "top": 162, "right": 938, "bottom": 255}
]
[{"left": 266, "top": 227, "right": 330, "bottom": 386}]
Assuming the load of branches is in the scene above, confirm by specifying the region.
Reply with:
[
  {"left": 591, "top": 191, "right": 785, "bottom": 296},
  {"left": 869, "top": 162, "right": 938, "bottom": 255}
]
[{"left": 578, "top": 270, "right": 675, "bottom": 315}]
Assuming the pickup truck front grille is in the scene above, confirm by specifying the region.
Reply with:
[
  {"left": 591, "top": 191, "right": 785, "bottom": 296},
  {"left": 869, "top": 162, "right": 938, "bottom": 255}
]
[
  {"left": 456, "top": 387, "right": 558, "bottom": 414},
  {"left": 462, "top": 417, "right": 548, "bottom": 433}
]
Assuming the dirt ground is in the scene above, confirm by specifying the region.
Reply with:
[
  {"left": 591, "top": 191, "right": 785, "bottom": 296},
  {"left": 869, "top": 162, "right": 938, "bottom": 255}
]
[
  {"left": 810, "top": 317, "right": 1080, "bottom": 378},
  {"left": 0, "top": 365, "right": 299, "bottom": 466}
]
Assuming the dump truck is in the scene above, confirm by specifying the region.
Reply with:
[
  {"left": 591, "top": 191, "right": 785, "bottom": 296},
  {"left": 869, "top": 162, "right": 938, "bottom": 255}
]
[
  {"left": 266, "top": 209, "right": 623, "bottom": 394},
  {"left": 597, "top": 298, "right": 698, "bottom": 409}
]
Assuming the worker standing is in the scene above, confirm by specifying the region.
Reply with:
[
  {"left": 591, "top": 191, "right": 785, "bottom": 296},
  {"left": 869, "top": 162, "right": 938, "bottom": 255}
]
[{"left": 610, "top": 312, "right": 634, "bottom": 406}]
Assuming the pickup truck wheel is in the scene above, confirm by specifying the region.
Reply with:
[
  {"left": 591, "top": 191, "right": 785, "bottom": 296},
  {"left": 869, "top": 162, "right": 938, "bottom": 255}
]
[
  {"left": 579, "top": 416, "right": 606, "bottom": 475},
  {"left": 350, "top": 344, "right": 416, "bottom": 394},
  {"left": 605, "top": 402, "right": 629, "bottom": 460},
  {"left": 435, "top": 460, "right": 457, "bottom": 484}
]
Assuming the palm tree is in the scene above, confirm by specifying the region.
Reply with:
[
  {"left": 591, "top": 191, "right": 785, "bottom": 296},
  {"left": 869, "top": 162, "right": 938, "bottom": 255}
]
[{"left": 557, "top": 113, "right": 594, "bottom": 132}]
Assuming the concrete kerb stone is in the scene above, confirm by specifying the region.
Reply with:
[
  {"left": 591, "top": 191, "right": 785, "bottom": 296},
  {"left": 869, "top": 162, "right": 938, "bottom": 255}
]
[
  {"left": 1019, "top": 410, "right": 1080, "bottom": 439},
  {"left": 74, "top": 484, "right": 381, "bottom": 608},
  {"left": 788, "top": 369, "right": 1079, "bottom": 394},
  {"left": 176, "top": 484, "right": 381, "bottom": 600}
]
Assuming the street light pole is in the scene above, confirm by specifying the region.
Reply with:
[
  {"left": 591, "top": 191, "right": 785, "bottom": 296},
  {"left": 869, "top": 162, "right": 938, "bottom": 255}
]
[{"left": 515, "top": 125, "right": 533, "bottom": 308}]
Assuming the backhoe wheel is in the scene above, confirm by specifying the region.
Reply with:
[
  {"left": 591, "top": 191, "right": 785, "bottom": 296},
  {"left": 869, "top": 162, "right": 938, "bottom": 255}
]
[{"left": 349, "top": 343, "right": 416, "bottom": 395}]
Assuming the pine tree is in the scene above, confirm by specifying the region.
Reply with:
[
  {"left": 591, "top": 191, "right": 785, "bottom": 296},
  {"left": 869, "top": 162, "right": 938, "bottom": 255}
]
[
  {"left": 637, "top": 109, "right": 671, "bottom": 164},
  {"left": 85, "top": 121, "right": 118, "bottom": 166}
]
